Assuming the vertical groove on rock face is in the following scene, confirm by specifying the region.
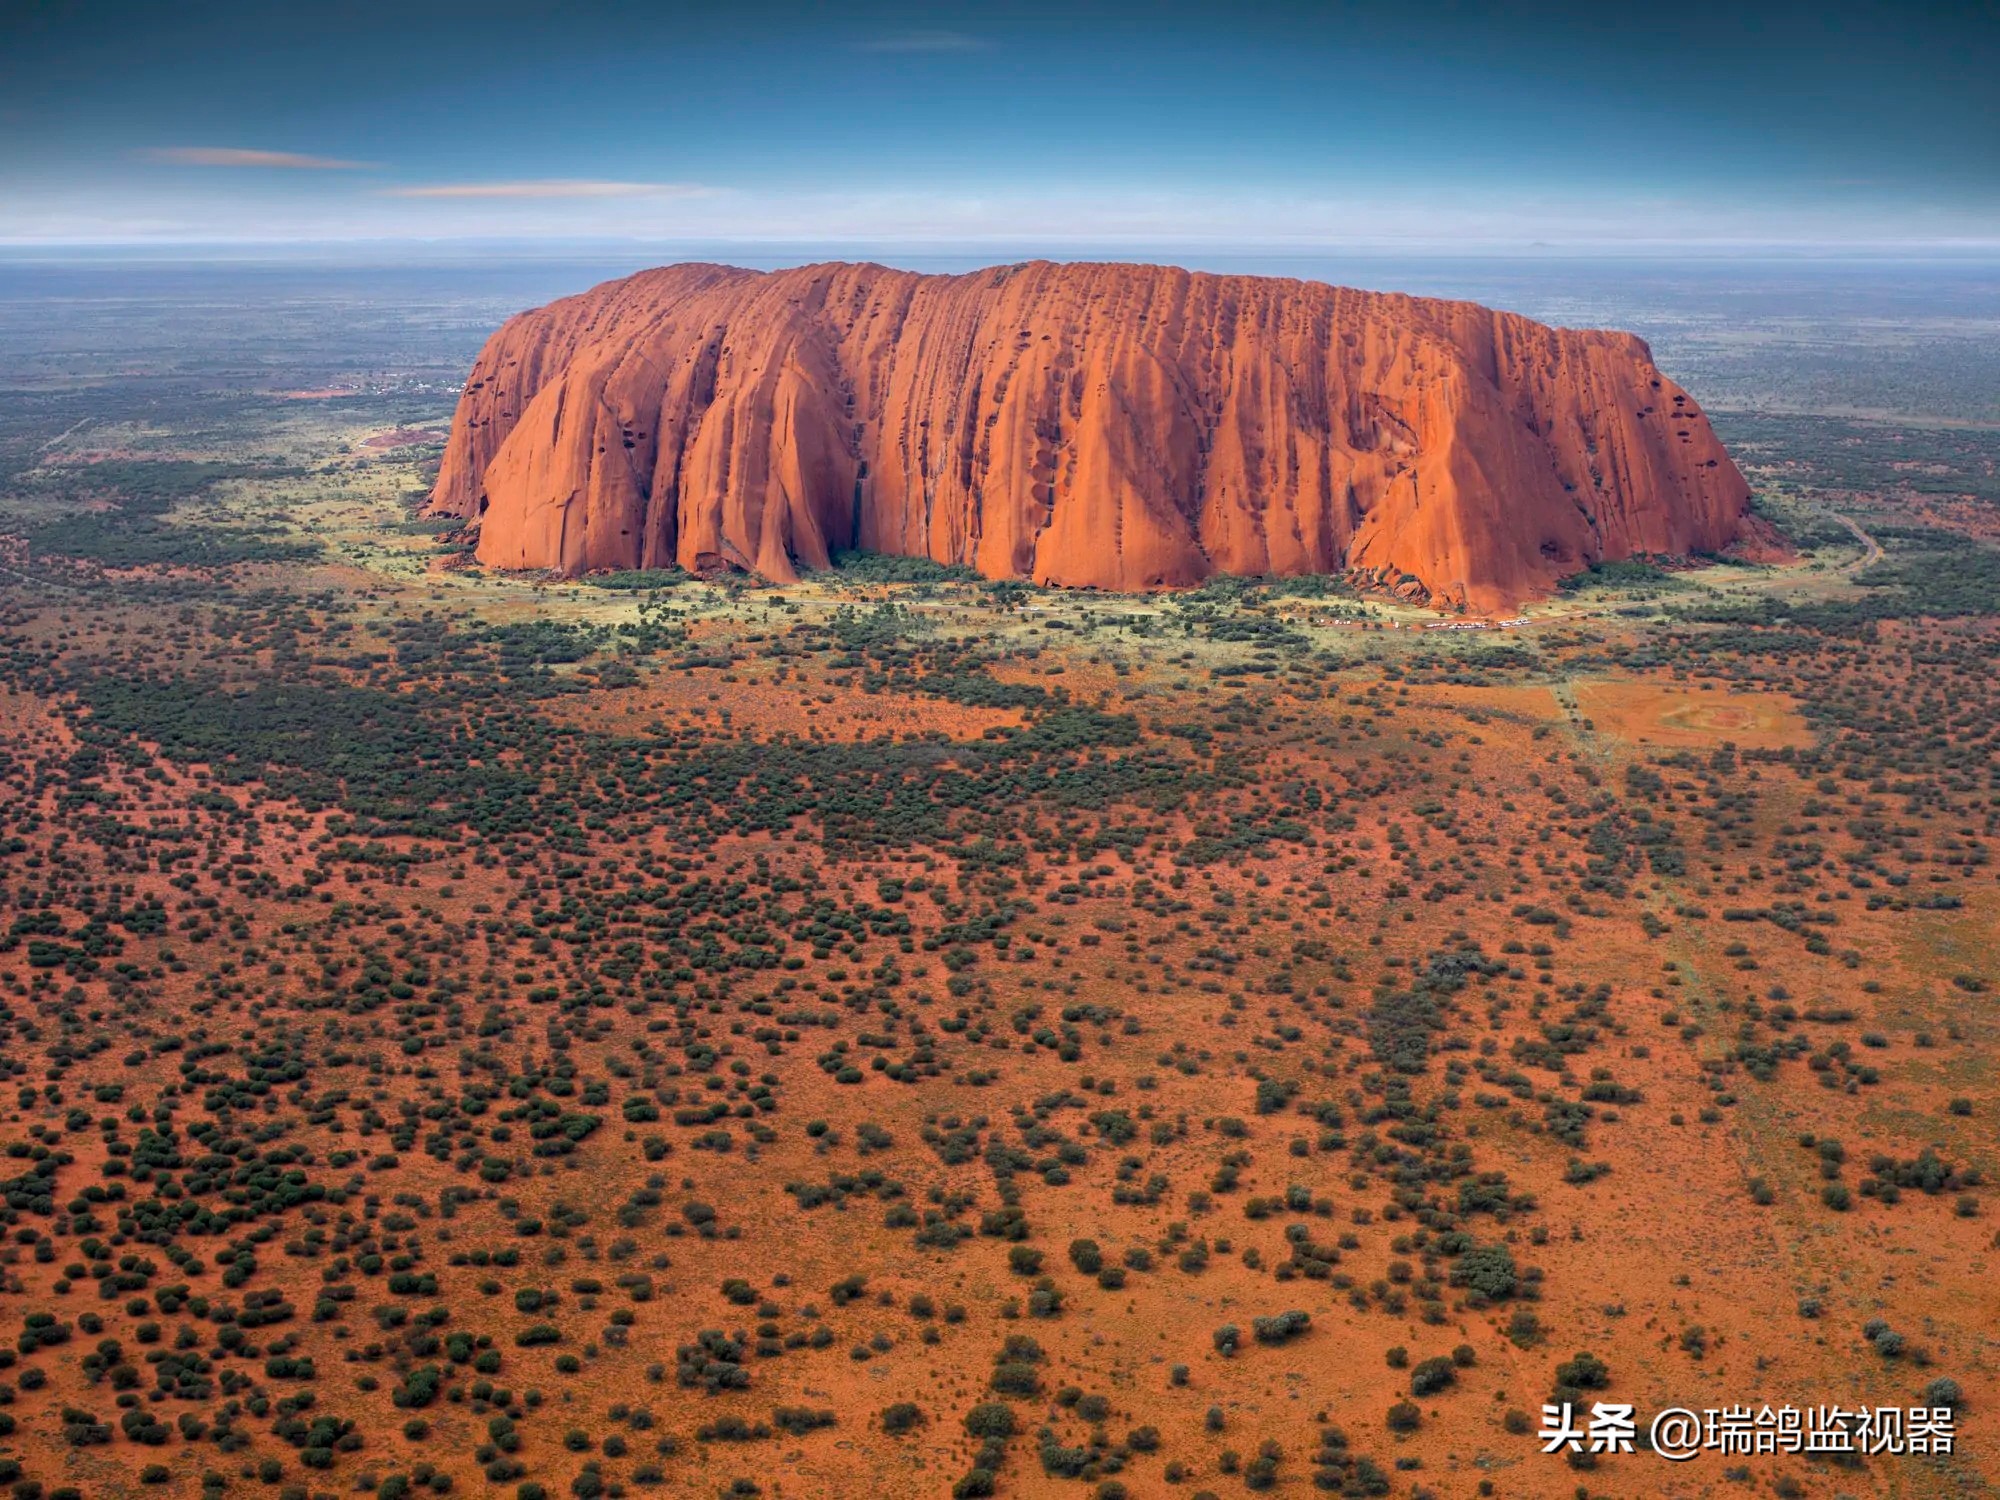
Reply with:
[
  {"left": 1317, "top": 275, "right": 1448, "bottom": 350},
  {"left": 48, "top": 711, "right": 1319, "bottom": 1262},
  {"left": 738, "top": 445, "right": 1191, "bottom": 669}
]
[{"left": 430, "top": 260, "right": 1751, "bottom": 610}]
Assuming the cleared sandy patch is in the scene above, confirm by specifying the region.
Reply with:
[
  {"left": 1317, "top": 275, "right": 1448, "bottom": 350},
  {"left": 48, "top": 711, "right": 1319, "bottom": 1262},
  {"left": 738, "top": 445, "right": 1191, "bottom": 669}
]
[{"left": 1577, "top": 680, "right": 1811, "bottom": 750}]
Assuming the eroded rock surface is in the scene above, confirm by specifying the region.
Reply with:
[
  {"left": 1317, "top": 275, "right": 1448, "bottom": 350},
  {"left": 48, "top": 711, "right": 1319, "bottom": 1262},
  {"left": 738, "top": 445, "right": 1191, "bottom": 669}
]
[{"left": 431, "top": 260, "right": 1749, "bottom": 608}]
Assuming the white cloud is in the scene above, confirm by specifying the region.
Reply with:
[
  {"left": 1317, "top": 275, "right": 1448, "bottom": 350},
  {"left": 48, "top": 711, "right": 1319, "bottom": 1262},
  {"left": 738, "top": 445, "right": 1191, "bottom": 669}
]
[
  {"left": 383, "top": 180, "right": 708, "bottom": 200},
  {"left": 144, "top": 147, "right": 369, "bottom": 170}
]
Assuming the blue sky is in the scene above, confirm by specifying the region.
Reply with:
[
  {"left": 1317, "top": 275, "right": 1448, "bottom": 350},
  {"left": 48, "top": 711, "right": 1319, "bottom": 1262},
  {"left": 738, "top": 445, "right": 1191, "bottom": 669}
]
[{"left": 3, "top": 0, "right": 1995, "bottom": 247}]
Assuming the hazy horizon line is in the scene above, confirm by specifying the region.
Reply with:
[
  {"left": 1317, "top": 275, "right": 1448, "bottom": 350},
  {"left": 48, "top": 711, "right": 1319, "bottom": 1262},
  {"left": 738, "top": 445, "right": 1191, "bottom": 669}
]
[{"left": 4, "top": 234, "right": 1998, "bottom": 264}]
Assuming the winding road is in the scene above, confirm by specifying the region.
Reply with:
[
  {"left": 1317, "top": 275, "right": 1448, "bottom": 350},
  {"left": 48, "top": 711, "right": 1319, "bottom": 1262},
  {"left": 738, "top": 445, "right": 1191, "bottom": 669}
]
[{"left": 1834, "top": 512, "right": 1884, "bottom": 569}]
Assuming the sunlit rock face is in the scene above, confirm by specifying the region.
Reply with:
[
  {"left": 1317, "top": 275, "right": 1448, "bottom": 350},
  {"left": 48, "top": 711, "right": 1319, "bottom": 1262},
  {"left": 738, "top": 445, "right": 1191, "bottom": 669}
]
[{"left": 432, "top": 260, "right": 1748, "bottom": 609}]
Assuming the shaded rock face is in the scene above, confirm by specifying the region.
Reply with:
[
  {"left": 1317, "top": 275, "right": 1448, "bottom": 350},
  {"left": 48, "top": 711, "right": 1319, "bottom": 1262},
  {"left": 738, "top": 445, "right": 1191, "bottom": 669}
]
[{"left": 430, "top": 260, "right": 1749, "bottom": 609}]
